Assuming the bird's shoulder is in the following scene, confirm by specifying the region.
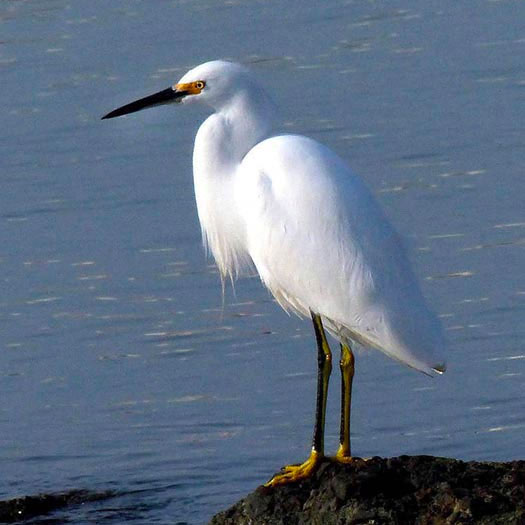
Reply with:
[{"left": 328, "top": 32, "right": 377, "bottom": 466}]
[
  {"left": 243, "top": 134, "right": 340, "bottom": 175},
  {"left": 240, "top": 134, "right": 362, "bottom": 198},
  {"left": 239, "top": 134, "right": 378, "bottom": 218}
]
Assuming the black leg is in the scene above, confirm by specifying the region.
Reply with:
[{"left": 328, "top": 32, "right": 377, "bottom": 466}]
[{"left": 311, "top": 311, "right": 333, "bottom": 455}]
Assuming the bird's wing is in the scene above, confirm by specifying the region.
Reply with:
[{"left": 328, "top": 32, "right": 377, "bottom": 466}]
[{"left": 237, "top": 134, "right": 446, "bottom": 374}]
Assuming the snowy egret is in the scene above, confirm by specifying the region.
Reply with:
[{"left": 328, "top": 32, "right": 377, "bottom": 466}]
[{"left": 102, "top": 60, "right": 447, "bottom": 486}]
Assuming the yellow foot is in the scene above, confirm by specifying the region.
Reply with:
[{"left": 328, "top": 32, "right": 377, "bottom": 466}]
[
  {"left": 265, "top": 450, "right": 322, "bottom": 487},
  {"left": 334, "top": 446, "right": 354, "bottom": 464},
  {"left": 333, "top": 446, "right": 370, "bottom": 464},
  {"left": 334, "top": 454, "right": 355, "bottom": 464}
]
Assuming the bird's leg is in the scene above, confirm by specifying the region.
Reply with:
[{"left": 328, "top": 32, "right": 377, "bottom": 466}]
[
  {"left": 311, "top": 312, "right": 333, "bottom": 457},
  {"left": 265, "top": 312, "right": 332, "bottom": 487},
  {"left": 335, "top": 340, "right": 355, "bottom": 463}
]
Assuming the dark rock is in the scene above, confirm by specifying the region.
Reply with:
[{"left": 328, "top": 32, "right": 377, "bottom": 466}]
[
  {"left": 209, "top": 455, "right": 525, "bottom": 525},
  {"left": 0, "top": 489, "right": 116, "bottom": 523}
]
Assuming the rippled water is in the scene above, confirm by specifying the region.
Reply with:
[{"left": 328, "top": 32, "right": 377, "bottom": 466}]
[{"left": 1, "top": 1, "right": 524, "bottom": 523}]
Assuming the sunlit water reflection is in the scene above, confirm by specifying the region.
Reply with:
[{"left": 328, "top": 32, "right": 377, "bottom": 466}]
[{"left": 1, "top": 0, "right": 524, "bottom": 523}]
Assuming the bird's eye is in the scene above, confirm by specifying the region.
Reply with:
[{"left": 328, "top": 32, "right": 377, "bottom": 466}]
[{"left": 194, "top": 81, "right": 205, "bottom": 90}]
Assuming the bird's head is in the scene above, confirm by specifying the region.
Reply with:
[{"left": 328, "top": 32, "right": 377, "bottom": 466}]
[{"left": 101, "top": 60, "right": 255, "bottom": 119}]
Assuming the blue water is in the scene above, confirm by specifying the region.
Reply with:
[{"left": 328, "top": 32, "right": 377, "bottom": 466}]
[{"left": 1, "top": 1, "right": 524, "bottom": 523}]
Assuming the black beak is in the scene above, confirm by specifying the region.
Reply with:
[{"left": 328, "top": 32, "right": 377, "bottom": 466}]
[{"left": 101, "top": 87, "right": 186, "bottom": 120}]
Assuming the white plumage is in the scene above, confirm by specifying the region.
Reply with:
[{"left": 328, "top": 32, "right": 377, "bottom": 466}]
[{"left": 181, "top": 60, "right": 446, "bottom": 375}]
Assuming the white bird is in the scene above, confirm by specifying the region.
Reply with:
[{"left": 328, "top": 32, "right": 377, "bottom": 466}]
[{"left": 102, "top": 60, "right": 447, "bottom": 486}]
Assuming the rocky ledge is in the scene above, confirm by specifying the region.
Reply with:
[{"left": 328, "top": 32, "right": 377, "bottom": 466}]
[{"left": 209, "top": 455, "right": 525, "bottom": 525}]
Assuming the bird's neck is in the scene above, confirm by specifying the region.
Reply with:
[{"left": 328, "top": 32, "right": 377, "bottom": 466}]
[
  {"left": 191, "top": 88, "right": 275, "bottom": 279},
  {"left": 195, "top": 88, "right": 275, "bottom": 172}
]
